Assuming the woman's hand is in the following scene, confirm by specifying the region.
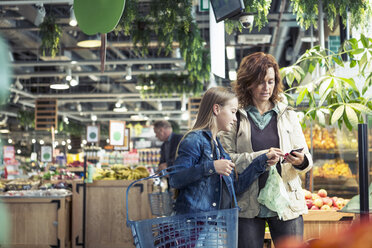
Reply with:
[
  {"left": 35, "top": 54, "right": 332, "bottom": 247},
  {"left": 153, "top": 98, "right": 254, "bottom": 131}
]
[
  {"left": 266, "top": 147, "right": 285, "bottom": 166},
  {"left": 284, "top": 151, "right": 305, "bottom": 166},
  {"left": 214, "top": 159, "right": 235, "bottom": 176}
]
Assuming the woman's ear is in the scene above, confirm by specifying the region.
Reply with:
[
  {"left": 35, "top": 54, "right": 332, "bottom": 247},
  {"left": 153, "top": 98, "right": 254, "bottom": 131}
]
[{"left": 212, "top": 104, "right": 220, "bottom": 116}]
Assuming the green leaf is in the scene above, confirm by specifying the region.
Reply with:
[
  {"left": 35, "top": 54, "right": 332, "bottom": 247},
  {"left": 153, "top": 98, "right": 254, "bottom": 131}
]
[
  {"left": 319, "top": 77, "right": 333, "bottom": 97},
  {"left": 359, "top": 52, "right": 368, "bottom": 71},
  {"left": 296, "top": 88, "right": 308, "bottom": 106},
  {"left": 318, "top": 88, "right": 331, "bottom": 107},
  {"left": 316, "top": 109, "right": 326, "bottom": 126},
  {"left": 338, "top": 77, "right": 358, "bottom": 92},
  {"left": 350, "top": 60, "right": 357, "bottom": 68},
  {"left": 331, "top": 105, "right": 344, "bottom": 125},
  {"left": 345, "top": 105, "right": 358, "bottom": 126},
  {"left": 360, "top": 33, "right": 369, "bottom": 48},
  {"left": 351, "top": 48, "right": 365, "bottom": 55},
  {"left": 348, "top": 103, "right": 372, "bottom": 114},
  {"left": 332, "top": 56, "right": 344, "bottom": 67}
]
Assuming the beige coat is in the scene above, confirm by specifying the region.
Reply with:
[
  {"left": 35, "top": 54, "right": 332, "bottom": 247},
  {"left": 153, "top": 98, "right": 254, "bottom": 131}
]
[{"left": 219, "top": 102, "right": 313, "bottom": 221}]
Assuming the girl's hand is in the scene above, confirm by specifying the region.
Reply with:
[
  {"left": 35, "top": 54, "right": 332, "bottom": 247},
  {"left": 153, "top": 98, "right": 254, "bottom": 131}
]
[
  {"left": 266, "top": 147, "right": 285, "bottom": 166},
  {"left": 214, "top": 159, "right": 235, "bottom": 176},
  {"left": 284, "top": 151, "right": 305, "bottom": 166}
]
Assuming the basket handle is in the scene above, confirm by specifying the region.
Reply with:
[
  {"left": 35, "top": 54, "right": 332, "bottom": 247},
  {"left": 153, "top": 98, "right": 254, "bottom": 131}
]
[{"left": 125, "top": 165, "right": 184, "bottom": 225}]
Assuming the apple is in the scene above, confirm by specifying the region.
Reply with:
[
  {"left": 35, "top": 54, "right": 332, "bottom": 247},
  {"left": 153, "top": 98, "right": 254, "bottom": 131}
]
[
  {"left": 322, "top": 197, "right": 333, "bottom": 207},
  {"left": 310, "top": 205, "right": 319, "bottom": 210},
  {"left": 331, "top": 197, "right": 338, "bottom": 207},
  {"left": 304, "top": 190, "right": 312, "bottom": 199},
  {"left": 318, "top": 189, "right": 328, "bottom": 198},
  {"left": 306, "top": 199, "right": 313, "bottom": 209},
  {"left": 321, "top": 205, "right": 331, "bottom": 211},
  {"left": 313, "top": 198, "right": 324, "bottom": 208},
  {"left": 336, "top": 198, "right": 346, "bottom": 209},
  {"left": 312, "top": 193, "right": 321, "bottom": 200}
]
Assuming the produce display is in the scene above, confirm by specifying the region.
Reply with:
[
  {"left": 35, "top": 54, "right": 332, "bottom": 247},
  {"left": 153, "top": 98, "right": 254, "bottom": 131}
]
[
  {"left": 303, "top": 189, "right": 349, "bottom": 210},
  {"left": 92, "top": 165, "right": 150, "bottom": 180},
  {"left": 1, "top": 189, "right": 71, "bottom": 197},
  {"left": 313, "top": 159, "right": 353, "bottom": 178},
  {"left": 303, "top": 124, "right": 358, "bottom": 150}
]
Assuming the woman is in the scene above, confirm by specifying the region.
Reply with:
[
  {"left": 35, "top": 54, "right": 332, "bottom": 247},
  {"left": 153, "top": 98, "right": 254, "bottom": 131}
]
[
  {"left": 219, "top": 52, "right": 313, "bottom": 247},
  {"left": 169, "top": 86, "right": 282, "bottom": 214}
]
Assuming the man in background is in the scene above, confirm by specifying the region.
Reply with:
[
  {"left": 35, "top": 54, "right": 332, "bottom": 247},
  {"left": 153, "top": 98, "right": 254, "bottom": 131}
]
[{"left": 153, "top": 120, "right": 183, "bottom": 172}]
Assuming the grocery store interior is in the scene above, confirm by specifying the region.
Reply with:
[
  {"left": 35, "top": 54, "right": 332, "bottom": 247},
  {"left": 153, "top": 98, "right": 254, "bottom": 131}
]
[{"left": 0, "top": 0, "right": 371, "bottom": 247}]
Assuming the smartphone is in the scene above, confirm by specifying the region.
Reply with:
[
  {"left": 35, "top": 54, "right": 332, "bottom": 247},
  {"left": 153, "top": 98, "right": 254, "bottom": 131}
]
[
  {"left": 289, "top": 147, "right": 304, "bottom": 156},
  {"left": 282, "top": 148, "right": 304, "bottom": 162}
]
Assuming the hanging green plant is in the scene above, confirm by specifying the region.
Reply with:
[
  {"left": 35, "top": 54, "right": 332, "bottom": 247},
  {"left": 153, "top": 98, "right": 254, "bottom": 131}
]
[
  {"left": 290, "top": 0, "right": 371, "bottom": 30},
  {"left": 137, "top": 73, "right": 203, "bottom": 96},
  {"left": 114, "top": 0, "right": 209, "bottom": 95},
  {"left": 17, "top": 109, "right": 35, "bottom": 129},
  {"left": 39, "top": 16, "right": 62, "bottom": 57},
  {"left": 60, "top": 121, "right": 85, "bottom": 137},
  {"left": 280, "top": 34, "right": 372, "bottom": 131}
]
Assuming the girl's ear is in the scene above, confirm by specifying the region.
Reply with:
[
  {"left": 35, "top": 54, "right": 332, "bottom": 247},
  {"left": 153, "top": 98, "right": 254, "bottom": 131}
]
[{"left": 212, "top": 104, "right": 220, "bottom": 116}]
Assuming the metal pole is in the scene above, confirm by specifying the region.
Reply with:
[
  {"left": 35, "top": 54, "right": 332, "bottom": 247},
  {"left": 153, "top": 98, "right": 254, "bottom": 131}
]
[{"left": 358, "top": 123, "right": 369, "bottom": 221}]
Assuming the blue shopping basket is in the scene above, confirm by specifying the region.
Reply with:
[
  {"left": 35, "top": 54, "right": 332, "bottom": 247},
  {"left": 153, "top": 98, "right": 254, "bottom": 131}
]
[{"left": 126, "top": 167, "right": 239, "bottom": 248}]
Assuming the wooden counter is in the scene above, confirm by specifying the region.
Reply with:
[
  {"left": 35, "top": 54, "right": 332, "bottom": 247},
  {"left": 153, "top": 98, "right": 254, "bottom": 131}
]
[
  {"left": 71, "top": 180, "right": 153, "bottom": 248},
  {"left": 0, "top": 195, "right": 72, "bottom": 248}
]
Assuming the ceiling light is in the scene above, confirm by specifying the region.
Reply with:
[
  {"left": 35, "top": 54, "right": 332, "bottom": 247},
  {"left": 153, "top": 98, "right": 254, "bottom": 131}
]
[
  {"left": 76, "top": 103, "right": 82, "bottom": 112},
  {"left": 66, "top": 68, "right": 72, "bottom": 81},
  {"left": 125, "top": 66, "right": 132, "bottom": 80},
  {"left": 50, "top": 83, "right": 70, "bottom": 90},
  {"left": 67, "top": 139, "right": 71, "bottom": 144},
  {"left": 32, "top": 139, "right": 36, "bottom": 143},
  {"left": 8, "top": 138, "right": 12, "bottom": 144},
  {"left": 14, "top": 78, "right": 23, "bottom": 90},
  {"left": 62, "top": 141, "right": 66, "bottom": 146},
  {"left": 17, "top": 149, "right": 21, "bottom": 154},
  {"left": 113, "top": 106, "right": 128, "bottom": 112},
  {"left": 68, "top": 145, "right": 72, "bottom": 150},
  {"left": 229, "top": 70, "right": 237, "bottom": 80},
  {"left": 77, "top": 34, "right": 101, "bottom": 48},
  {"left": 70, "top": 76, "right": 79, "bottom": 87},
  {"left": 0, "top": 129, "right": 9, "bottom": 134},
  {"left": 69, "top": 7, "right": 77, "bottom": 27},
  {"left": 13, "top": 94, "right": 19, "bottom": 104},
  {"left": 164, "top": 116, "right": 170, "bottom": 120},
  {"left": 40, "top": 139, "right": 44, "bottom": 145},
  {"left": 115, "top": 100, "right": 122, "bottom": 108},
  {"left": 91, "top": 115, "right": 97, "bottom": 121},
  {"left": 226, "top": 46, "right": 236, "bottom": 60},
  {"left": 34, "top": 3, "right": 46, "bottom": 26},
  {"left": 182, "top": 112, "right": 189, "bottom": 120}
]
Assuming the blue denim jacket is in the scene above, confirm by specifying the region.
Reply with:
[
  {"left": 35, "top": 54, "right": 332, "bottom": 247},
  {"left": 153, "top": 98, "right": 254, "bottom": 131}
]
[{"left": 170, "top": 129, "right": 268, "bottom": 214}]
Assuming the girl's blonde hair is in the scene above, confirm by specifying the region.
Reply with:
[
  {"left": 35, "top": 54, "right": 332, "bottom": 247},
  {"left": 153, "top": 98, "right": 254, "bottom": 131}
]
[{"left": 176, "top": 87, "right": 236, "bottom": 155}]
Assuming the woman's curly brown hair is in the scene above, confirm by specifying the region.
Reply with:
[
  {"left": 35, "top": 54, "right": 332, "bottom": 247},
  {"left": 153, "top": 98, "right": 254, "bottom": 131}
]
[{"left": 232, "top": 52, "right": 283, "bottom": 108}]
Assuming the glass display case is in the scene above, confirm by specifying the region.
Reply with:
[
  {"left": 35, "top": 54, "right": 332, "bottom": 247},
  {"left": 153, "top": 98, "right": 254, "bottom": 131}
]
[{"left": 303, "top": 118, "right": 372, "bottom": 200}]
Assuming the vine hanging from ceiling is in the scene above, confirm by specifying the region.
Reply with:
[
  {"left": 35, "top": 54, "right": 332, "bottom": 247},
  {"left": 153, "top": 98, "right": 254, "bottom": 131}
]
[{"left": 114, "top": 0, "right": 209, "bottom": 95}]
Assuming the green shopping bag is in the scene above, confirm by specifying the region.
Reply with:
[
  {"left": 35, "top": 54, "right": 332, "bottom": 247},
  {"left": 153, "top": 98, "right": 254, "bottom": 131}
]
[{"left": 257, "top": 166, "right": 291, "bottom": 220}]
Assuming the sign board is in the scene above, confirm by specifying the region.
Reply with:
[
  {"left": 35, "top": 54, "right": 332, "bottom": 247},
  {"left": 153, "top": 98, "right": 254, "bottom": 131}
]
[
  {"left": 109, "top": 120, "right": 125, "bottom": 146},
  {"left": 41, "top": 146, "right": 52, "bottom": 162},
  {"left": 87, "top": 125, "right": 100, "bottom": 143}
]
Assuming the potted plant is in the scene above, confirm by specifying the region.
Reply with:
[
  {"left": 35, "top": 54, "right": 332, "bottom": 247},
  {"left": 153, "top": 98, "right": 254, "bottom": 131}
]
[{"left": 39, "top": 15, "right": 62, "bottom": 57}]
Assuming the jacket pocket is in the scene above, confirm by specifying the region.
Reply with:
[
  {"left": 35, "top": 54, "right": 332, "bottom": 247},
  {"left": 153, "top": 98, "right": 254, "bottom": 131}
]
[{"left": 287, "top": 178, "right": 306, "bottom": 211}]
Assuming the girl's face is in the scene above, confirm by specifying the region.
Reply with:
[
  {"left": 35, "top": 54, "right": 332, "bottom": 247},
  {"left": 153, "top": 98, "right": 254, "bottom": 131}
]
[
  {"left": 251, "top": 67, "right": 276, "bottom": 104},
  {"left": 215, "top": 97, "right": 238, "bottom": 132}
]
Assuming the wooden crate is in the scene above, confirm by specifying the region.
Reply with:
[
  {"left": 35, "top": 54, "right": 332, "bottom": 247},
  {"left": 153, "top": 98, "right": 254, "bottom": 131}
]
[
  {"left": 303, "top": 210, "right": 355, "bottom": 241},
  {"left": 71, "top": 180, "right": 153, "bottom": 248},
  {"left": 35, "top": 98, "right": 58, "bottom": 130},
  {"left": 0, "top": 196, "right": 72, "bottom": 248},
  {"left": 188, "top": 97, "right": 201, "bottom": 128}
]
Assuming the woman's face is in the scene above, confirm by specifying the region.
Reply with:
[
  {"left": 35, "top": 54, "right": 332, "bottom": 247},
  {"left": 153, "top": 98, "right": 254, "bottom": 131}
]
[
  {"left": 251, "top": 67, "right": 276, "bottom": 105},
  {"left": 215, "top": 97, "right": 238, "bottom": 132}
]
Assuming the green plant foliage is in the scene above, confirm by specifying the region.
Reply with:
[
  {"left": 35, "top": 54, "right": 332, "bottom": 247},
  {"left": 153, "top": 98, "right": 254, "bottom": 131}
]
[
  {"left": 114, "top": 0, "right": 209, "bottom": 95},
  {"left": 280, "top": 34, "right": 372, "bottom": 131},
  {"left": 17, "top": 109, "right": 35, "bottom": 129},
  {"left": 60, "top": 121, "right": 85, "bottom": 136},
  {"left": 137, "top": 73, "right": 203, "bottom": 96},
  {"left": 290, "top": 0, "right": 372, "bottom": 30},
  {"left": 39, "top": 16, "right": 62, "bottom": 57}
]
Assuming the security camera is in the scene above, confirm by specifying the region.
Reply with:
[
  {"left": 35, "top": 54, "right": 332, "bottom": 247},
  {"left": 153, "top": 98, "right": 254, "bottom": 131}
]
[{"left": 239, "top": 14, "right": 254, "bottom": 29}]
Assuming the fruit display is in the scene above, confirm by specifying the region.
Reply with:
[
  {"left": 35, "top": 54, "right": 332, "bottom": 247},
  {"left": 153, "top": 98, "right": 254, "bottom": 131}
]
[
  {"left": 303, "top": 189, "right": 349, "bottom": 210},
  {"left": 313, "top": 159, "right": 353, "bottom": 178},
  {"left": 304, "top": 125, "right": 337, "bottom": 150},
  {"left": 0, "top": 181, "right": 6, "bottom": 191},
  {"left": 92, "top": 165, "right": 149, "bottom": 180}
]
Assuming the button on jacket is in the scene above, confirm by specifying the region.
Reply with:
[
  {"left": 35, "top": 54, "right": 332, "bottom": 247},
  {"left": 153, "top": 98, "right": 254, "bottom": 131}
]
[
  {"left": 170, "top": 129, "right": 268, "bottom": 215},
  {"left": 219, "top": 102, "right": 313, "bottom": 221}
]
